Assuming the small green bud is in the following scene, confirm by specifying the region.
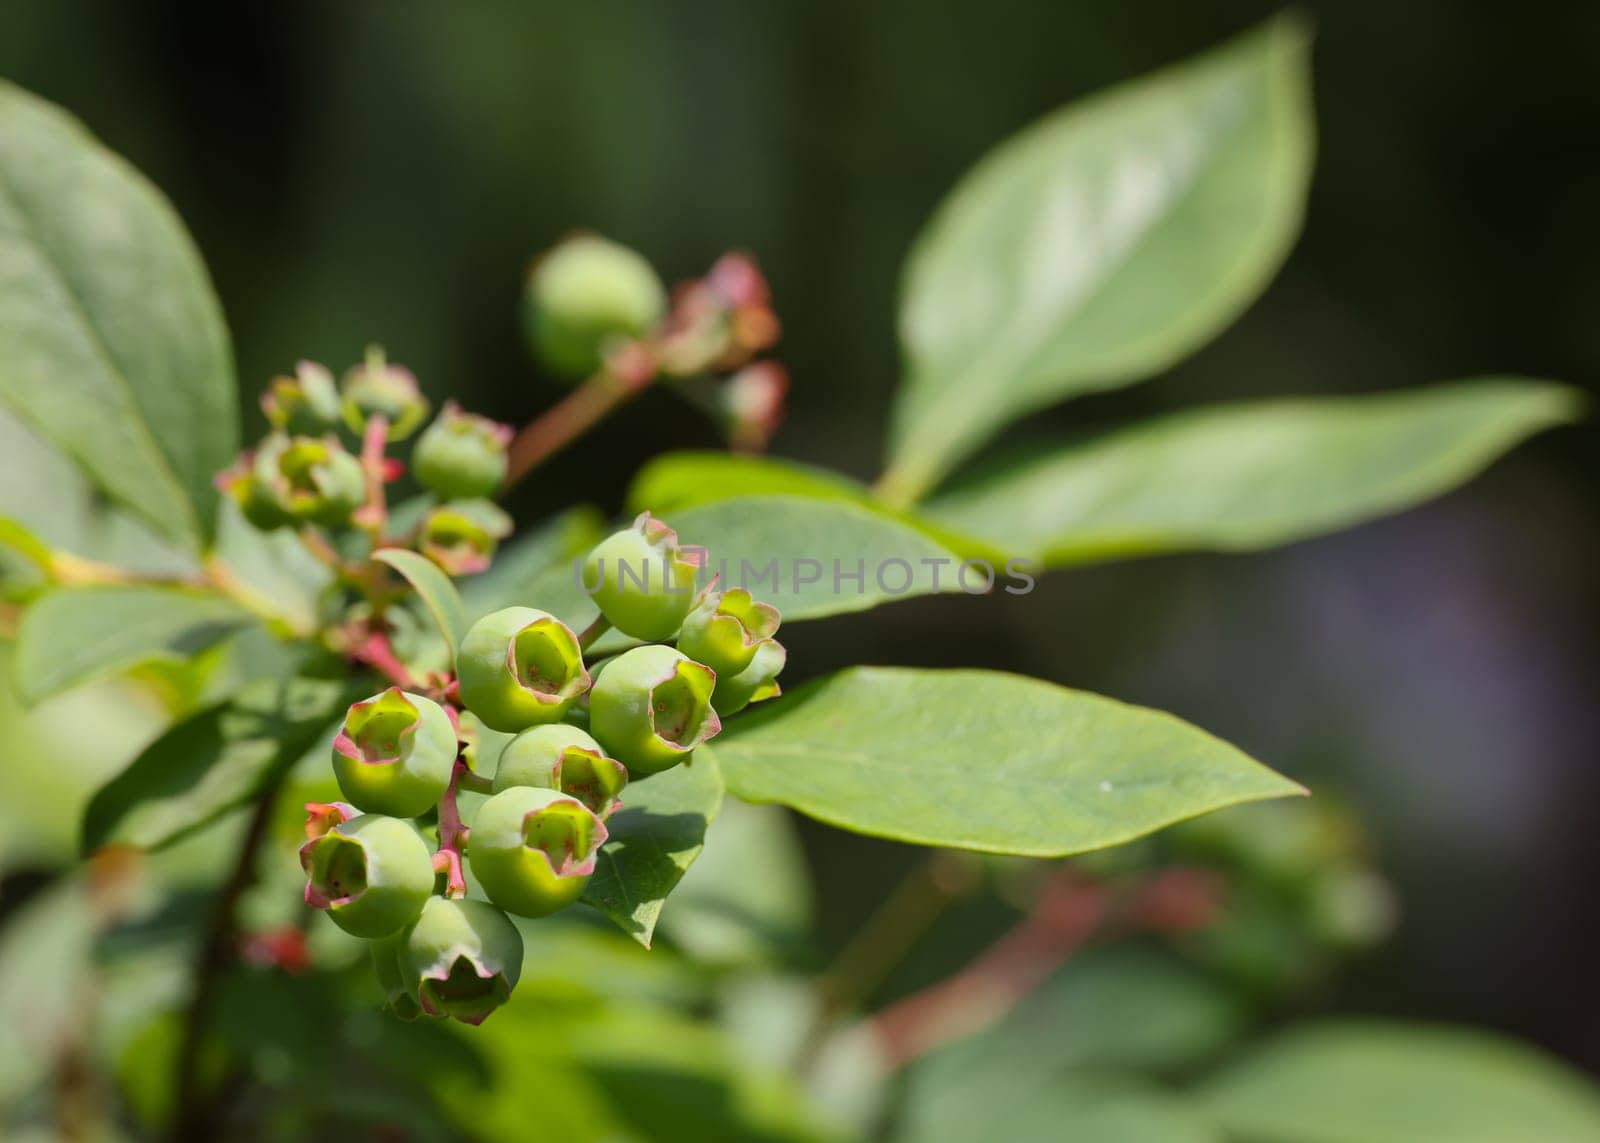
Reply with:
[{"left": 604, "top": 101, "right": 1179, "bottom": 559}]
[
  {"left": 299, "top": 813, "right": 434, "bottom": 939},
  {"left": 589, "top": 644, "right": 720, "bottom": 775},
  {"left": 469, "top": 786, "right": 607, "bottom": 918},
  {"left": 413, "top": 401, "right": 513, "bottom": 499},
  {"left": 457, "top": 607, "right": 590, "bottom": 732},
  {"left": 583, "top": 512, "right": 702, "bottom": 641},
  {"left": 341, "top": 344, "right": 430, "bottom": 440},
  {"left": 332, "top": 688, "right": 458, "bottom": 817},
  {"left": 418, "top": 499, "right": 513, "bottom": 577},
  {"left": 403, "top": 897, "right": 523, "bottom": 1026},
  {"left": 711, "top": 637, "right": 786, "bottom": 715},
  {"left": 371, "top": 932, "right": 422, "bottom": 1021},
  {"left": 524, "top": 235, "right": 666, "bottom": 378},
  {"left": 251, "top": 433, "right": 366, "bottom": 527},
  {"left": 261, "top": 360, "right": 341, "bottom": 435},
  {"left": 676, "top": 586, "right": 780, "bottom": 678},
  {"left": 493, "top": 723, "right": 627, "bottom": 818}
]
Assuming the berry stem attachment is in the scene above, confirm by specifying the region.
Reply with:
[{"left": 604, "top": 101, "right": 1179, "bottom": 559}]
[
  {"left": 502, "top": 345, "right": 657, "bottom": 492},
  {"left": 577, "top": 614, "right": 612, "bottom": 653},
  {"left": 348, "top": 630, "right": 417, "bottom": 689},
  {"left": 435, "top": 758, "right": 474, "bottom": 898},
  {"left": 353, "top": 413, "right": 392, "bottom": 544}
]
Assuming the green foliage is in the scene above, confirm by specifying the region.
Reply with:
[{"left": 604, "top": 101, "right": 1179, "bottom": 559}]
[
  {"left": 373, "top": 548, "right": 468, "bottom": 659},
  {"left": 927, "top": 379, "right": 1584, "bottom": 562},
  {"left": 884, "top": 15, "right": 1313, "bottom": 500},
  {"left": 82, "top": 676, "right": 358, "bottom": 852},
  {"left": 0, "top": 79, "right": 236, "bottom": 548},
  {"left": 15, "top": 585, "right": 250, "bottom": 704},
  {"left": 716, "top": 667, "right": 1301, "bottom": 855},
  {"left": 581, "top": 746, "right": 727, "bottom": 947},
  {"left": 1196, "top": 1021, "right": 1600, "bottom": 1143}
]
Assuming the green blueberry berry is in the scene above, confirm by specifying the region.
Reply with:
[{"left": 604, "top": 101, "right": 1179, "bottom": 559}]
[
  {"left": 468, "top": 786, "right": 606, "bottom": 918},
  {"left": 215, "top": 455, "right": 292, "bottom": 531},
  {"left": 711, "top": 637, "right": 786, "bottom": 715},
  {"left": 413, "top": 402, "right": 513, "bottom": 499},
  {"left": 418, "top": 499, "right": 513, "bottom": 577},
  {"left": 341, "top": 344, "right": 430, "bottom": 440},
  {"left": 589, "top": 644, "right": 720, "bottom": 776},
  {"left": 457, "top": 607, "right": 590, "bottom": 732},
  {"left": 371, "top": 932, "right": 422, "bottom": 1021},
  {"left": 261, "top": 360, "right": 341, "bottom": 435},
  {"left": 583, "top": 512, "right": 702, "bottom": 641},
  {"left": 402, "top": 897, "right": 523, "bottom": 1026},
  {"left": 676, "top": 586, "right": 780, "bottom": 677},
  {"left": 251, "top": 433, "right": 366, "bottom": 527},
  {"left": 332, "top": 688, "right": 458, "bottom": 817},
  {"left": 299, "top": 813, "right": 434, "bottom": 939},
  {"left": 493, "top": 723, "right": 627, "bottom": 818},
  {"left": 523, "top": 235, "right": 666, "bottom": 379}
]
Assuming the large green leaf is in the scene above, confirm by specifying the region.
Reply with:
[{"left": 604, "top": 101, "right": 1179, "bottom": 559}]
[
  {"left": 0, "top": 81, "right": 237, "bottom": 548},
  {"left": 884, "top": 16, "right": 1313, "bottom": 501},
  {"left": 14, "top": 585, "right": 252, "bottom": 705},
  {"left": 82, "top": 675, "right": 358, "bottom": 852},
  {"left": 582, "top": 746, "right": 726, "bottom": 948},
  {"left": 667, "top": 495, "right": 966, "bottom": 621},
  {"left": 658, "top": 799, "right": 814, "bottom": 966},
  {"left": 715, "top": 667, "right": 1300, "bottom": 855},
  {"left": 374, "top": 548, "right": 468, "bottom": 660},
  {"left": 1196, "top": 1021, "right": 1600, "bottom": 1143},
  {"left": 926, "top": 380, "right": 1582, "bottom": 564}
]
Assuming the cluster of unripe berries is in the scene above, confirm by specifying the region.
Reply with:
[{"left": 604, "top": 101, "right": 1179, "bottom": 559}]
[
  {"left": 217, "top": 346, "right": 514, "bottom": 575},
  {"left": 298, "top": 513, "right": 785, "bottom": 1024}
]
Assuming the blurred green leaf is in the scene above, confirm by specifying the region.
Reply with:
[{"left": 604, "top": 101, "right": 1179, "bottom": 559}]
[
  {"left": 374, "top": 547, "right": 466, "bottom": 660},
  {"left": 885, "top": 15, "right": 1313, "bottom": 500},
  {"left": 583, "top": 746, "right": 726, "bottom": 947},
  {"left": 926, "top": 379, "right": 1583, "bottom": 564},
  {"left": 0, "top": 80, "right": 237, "bottom": 548},
  {"left": 14, "top": 585, "right": 251, "bottom": 705},
  {"left": 1196, "top": 1020, "right": 1600, "bottom": 1143},
  {"left": 0, "top": 877, "right": 97, "bottom": 1108},
  {"left": 902, "top": 1072, "right": 1218, "bottom": 1143},
  {"left": 660, "top": 799, "right": 814, "bottom": 967},
  {"left": 82, "top": 675, "right": 358, "bottom": 852},
  {"left": 0, "top": 404, "right": 193, "bottom": 575},
  {"left": 631, "top": 451, "right": 869, "bottom": 516},
  {"left": 665, "top": 495, "right": 965, "bottom": 621},
  {"left": 716, "top": 667, "right": 1302, "bottom": 855}
]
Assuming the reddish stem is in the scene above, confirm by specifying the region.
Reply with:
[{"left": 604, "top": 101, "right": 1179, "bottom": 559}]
[
  {"left": 434, "top": 758, "right": 472, "bottom": 898},
  {"left": 353, "top": 414, "right": 391, "bottom": 542},
  {"left": 502, "top": 346, "right": 657, "bottom": 492},
  {"left": 349, "top": 631, "right": 416, "bottom": 689},
  {"left": 865, "top": 866, "right": 1225, "bottom": 1070}
]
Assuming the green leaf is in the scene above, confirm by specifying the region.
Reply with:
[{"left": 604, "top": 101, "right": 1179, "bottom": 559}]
[
  {"left": 582, "top": 745, "right": 726, "bottom": 948},
  {"left": 0, "top": 80, "right": 237, "bottom": 548},
  {"left": 901, "top": 1074, "right": 1219, "bottom": 1143},
  {"left": 1196, "top": 1020, "right": 1600, "bottom": 1143},
  {"left": 0, "top": 877, "right": 99, "bottom": 1106},
  {"left": 885, "top": 15, "right": 1313, "bottom": 501},
  {"left": 926, "top": 379, "right": 1583, "bottom": 564},
  {"left": 716, "top": 667, "right": 1301, "bottom": 856},
  {"left": 460, "top": 506, "right": 608, "bottom": 625},
  {"left": 668, "top": 495, "right": 966, "bottom": 621},
  {"left": 658, "top": 799, "right": 814, "bottom": 966},
  {"left": 630, "top": 452, "right": 869, "bottom": 517},
  {"left": 82, "top": 675, "right": 358, "bottom": 852},
  {"left": 374, "top": 548, "right": 467, "bottom": 660},
  {"left": 629, "top": 451, "right": 1002, "bottom": 562},
  {"left": 14, "top": 585, "right": 252, "bottom": 705}
]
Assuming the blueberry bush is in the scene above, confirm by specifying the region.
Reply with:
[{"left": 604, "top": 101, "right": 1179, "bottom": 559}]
[{"left": 1, "top": 15, "right": 1595, "bottom": 1142}]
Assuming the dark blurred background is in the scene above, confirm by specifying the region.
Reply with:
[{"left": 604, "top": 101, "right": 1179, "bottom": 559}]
[{"left": 5, "top": 0, "right": 1597, "bottom": 1070}]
